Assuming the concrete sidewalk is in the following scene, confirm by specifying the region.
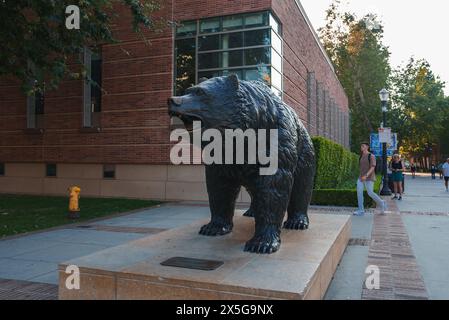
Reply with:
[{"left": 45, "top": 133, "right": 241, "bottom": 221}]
[
  {"left": 1, "top": 174, "right": 448, "bottom": 300},
  {"left": 326, "top": 173, "right": 449, "bottom": 300},
  {"left": 0, "top": 205, "right": 211, "bottom": 285},
  {"left": 399, "top": 174, "right": 449, "bottom": 299}
]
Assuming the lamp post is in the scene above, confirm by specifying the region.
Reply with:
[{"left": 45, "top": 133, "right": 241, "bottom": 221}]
[{"left": 379, "top": 88, "right": 392, "bottom": 196}]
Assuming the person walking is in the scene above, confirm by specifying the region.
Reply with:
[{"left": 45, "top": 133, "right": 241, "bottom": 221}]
[
  {"left": 443, "top": 158, "right": 449, "bottom": 192},
  {"left": 411, "top": 163, "right": 416, "bottom": 179},
  {"left": 431, "top": 164, "right": 437, "bottom": 180},
  {"left": 390, "top": 154, "right": 405, "bottom": 200},
  {"left": 354, "top": 142, "right": 387, "bottom": 216}
]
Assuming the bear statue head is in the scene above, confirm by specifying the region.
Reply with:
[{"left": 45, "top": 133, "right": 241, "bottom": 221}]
[{"left": 168, "top": 75, "right": 241, "bottom": 132}]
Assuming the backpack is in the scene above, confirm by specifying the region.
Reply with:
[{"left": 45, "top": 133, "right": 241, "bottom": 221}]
[{"left": 360, "top": 153, "right": 377, "bottom": 174}]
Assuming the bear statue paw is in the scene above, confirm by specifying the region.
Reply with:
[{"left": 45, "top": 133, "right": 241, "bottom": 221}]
[
  {"left": 283, "top": 214, "right": 309, "bottom": 230},
  {"left": 199, "top": 222, "right": 233, "bottom": 236},
  {"left": 242, "top": 208, "right": 255, "bottom": 218},
  {"left": 244, "top": 232, "right": 281, "bottom": 254}
]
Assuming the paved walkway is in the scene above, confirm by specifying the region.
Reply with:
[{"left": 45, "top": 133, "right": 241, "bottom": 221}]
[
  {"left": 0, "top": 205, "right": 211, "bottom": 286},
  {"left": 326, "top": 173, "right": 449, "bottom": 300},
  {"left": 0, "top": 174, "right": 448, "bottom": 300}
]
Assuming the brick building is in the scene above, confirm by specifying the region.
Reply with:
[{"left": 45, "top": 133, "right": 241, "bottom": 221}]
[{"left": 0, "top": 0, "right": 349, "bottom": 201}]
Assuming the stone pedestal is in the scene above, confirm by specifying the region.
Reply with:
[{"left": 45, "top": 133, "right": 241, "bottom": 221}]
[{"left": 59, "top": 212, "right": 350, "bottom": 300}]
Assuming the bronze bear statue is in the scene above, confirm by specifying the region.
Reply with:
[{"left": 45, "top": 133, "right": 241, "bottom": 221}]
[{"left": 168, "top": 75, "right": 315, "bottom": 254}]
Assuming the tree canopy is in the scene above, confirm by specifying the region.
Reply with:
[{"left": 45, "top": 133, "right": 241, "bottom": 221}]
[
  {"left": 319, "top": 0, "right": 391, "bottom": 152},
  {"left": 0, "top": 0, "right": 163, "bottom": 94},
  {"left": 389, "top": 58, "right": 449, "bottom": 163},
  {"left": 319, "top": 0, "right": 449, "bottom": 164}
]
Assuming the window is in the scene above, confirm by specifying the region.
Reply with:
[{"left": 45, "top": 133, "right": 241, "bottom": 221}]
[
  {"left": 46, "top": 164, "right": 57, "bottom": 177},
  {"left": 175, "top": 11, "right": 283, "bottom": 96},
  {"left": 200, "top": 18, "right": 221, "bottom": 33},
  {"left": 83, "top": 47, "right": 102, "bottom": 128},
  {"left": 222, "top": 32, "right": 243, "bottom": 49},
  {"left": 198, "top": 70, "right": 222, "bottom": 80},
  {"left": 199, "top": 35, "right": 220, "bottom": 51},
  {"left": 176, "top": 21, "right": 196, "bottom": 37},
  {"left": 244, "top": 12, "right": 268, "bottom": 28},
  {"left": 26, "top": 86, "right": 45, "bottom": 129},
  {"left": 198, "top": 52, "right": 220, "bottom": 69},
  {"left": 103, "top": 164, "right": 116, "bottom": 179},
  {"left": 271, "top": 48, "right": 282, "bottom": 72},
  {"left": 0, "top": 163, "right": 4, "bottom": 176},
  {"left": 270, "top": 13, "right": 282, "bottom": 35},
  {"left": 175, "top": 38, "right": 196, "bottom": 95},
  {"left": 26, "top": 61, "right": 45, "bottom": 130},
  {"left": 244, "top": 29, "right": 270, "bottom": 47},
  {"left": 244, "top": 47, "right": 270, "bottom": 66},
  {"left": 223, "top": 15, "right": 243, "bottom": 31}
]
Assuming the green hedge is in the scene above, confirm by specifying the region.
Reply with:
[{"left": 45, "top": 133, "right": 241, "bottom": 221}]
[
  {"left": 311, "top": 137, "right": 382, "bottom": 208},
  {"left": 312, "top": 137, "right": 359, "bottom": 189},
  {"left": 311, "top": 177, "right": 382, "bottom": 208}
]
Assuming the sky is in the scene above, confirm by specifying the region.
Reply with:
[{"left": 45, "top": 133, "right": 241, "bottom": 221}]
[{"left": 300, "top": 0, "right": 449, "bottom": 95}]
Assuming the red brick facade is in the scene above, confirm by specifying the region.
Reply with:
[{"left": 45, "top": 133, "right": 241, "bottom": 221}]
[{"left": 0, "top": 0, "right": 348, "bottom": 166}]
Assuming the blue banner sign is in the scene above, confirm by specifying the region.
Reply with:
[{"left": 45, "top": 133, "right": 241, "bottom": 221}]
[{"left": 370, "top": 133, "right": 398, "bottom": 157}]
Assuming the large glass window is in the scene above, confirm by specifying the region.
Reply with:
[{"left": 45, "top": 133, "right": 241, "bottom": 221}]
[
  {"left": 175, "top": 38, "right": 196, "bottom": 95},
  {"left": 175, "top": 11, "right": 283, "bottom": 96}
]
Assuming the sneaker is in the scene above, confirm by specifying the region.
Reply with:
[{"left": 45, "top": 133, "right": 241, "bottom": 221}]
[
  {"left": 392, "top": 196, "right": 398, "bottom": 200},
  {"left": 398, "top": 196, "right": 402, "bottom": 201},
  {"left": 381, "top": 201, "right": 388, "bottom": 214},
  {"left": 353, "top": 211, "right": 365, "bottom": 216}
]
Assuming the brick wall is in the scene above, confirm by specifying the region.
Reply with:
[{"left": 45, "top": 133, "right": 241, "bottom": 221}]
[
  {"left": 271, "top": 0, "right": 348, "bottom": 145},
  {"left": 0, "top": 2, "right": 175, "bottom": 164},
  {"left": 0, "top": 0, "right": 349, "bottom": 167}
]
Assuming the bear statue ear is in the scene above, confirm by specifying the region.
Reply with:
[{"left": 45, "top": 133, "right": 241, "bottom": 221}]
[
  {"left": 198, "top": 77, "right": 208, "bottom": 84},
  {"left": 227, "top": 74, "right": 239, "bottom": 91}
]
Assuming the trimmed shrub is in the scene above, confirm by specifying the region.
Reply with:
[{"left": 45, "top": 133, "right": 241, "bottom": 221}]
[
  {"left": 311, "top": 137, "right": 382, "bottom": 208},
  {"left": 311, "top": 177, "right": 382, "bottom": 208},
  {"left": 312, "top": 137, "right": 359, "bottom": 189}
]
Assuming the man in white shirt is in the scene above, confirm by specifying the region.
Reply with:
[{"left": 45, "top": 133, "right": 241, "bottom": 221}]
[{"left": 443, "top": 158, "right": 449, "bottom": 192}]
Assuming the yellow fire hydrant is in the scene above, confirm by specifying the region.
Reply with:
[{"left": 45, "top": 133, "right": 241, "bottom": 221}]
[{"left": 68, "top": 186, "right": 81, "bottom": 219}]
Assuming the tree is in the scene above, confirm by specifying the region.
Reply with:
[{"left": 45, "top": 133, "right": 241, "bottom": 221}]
[
  {"left": 319, "top": 0, "right": 391, "bottom": 151},
  {"left": 0, "top": 0, "right": 163, "bottom": 94},
  {"left": 389, "top": 58, "right": 448, "bottom": 166}
]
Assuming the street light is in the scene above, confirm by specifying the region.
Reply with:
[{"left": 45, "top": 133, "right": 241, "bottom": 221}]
[{"left": 379, "top": 88, "right": 392, "bottom": 196}]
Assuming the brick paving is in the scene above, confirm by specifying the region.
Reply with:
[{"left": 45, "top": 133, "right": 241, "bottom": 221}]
[
  {"left": 0, "top": 278, "right": 57, "bottom": 300},
  {"left": 362, "top": 199, "right": 429, "bottom": 300},
  {"left": 400, "top": 211, "right": 449, "bottom": 217}
]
